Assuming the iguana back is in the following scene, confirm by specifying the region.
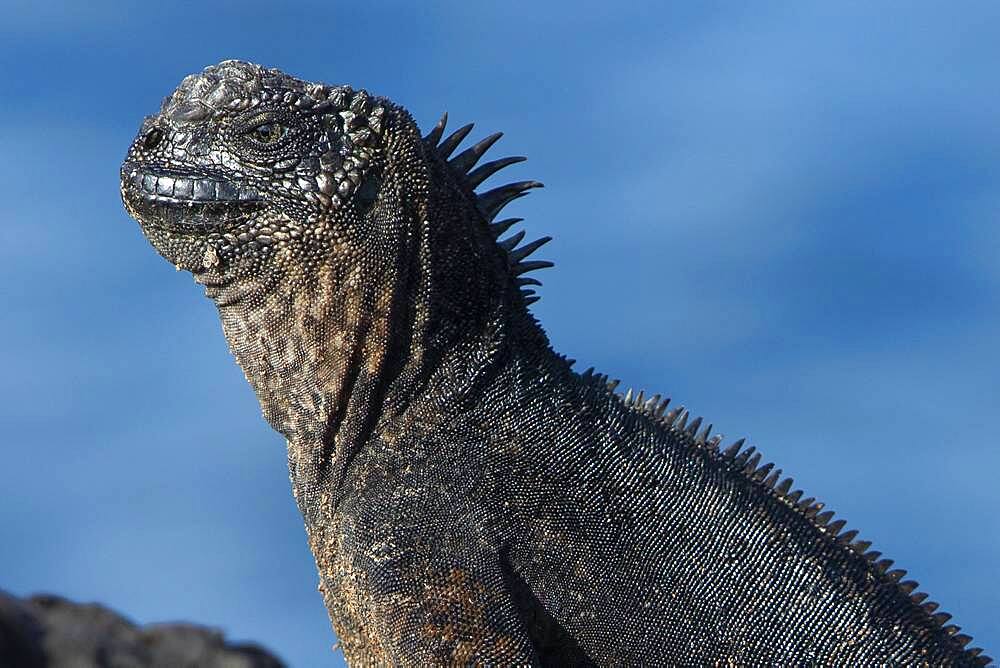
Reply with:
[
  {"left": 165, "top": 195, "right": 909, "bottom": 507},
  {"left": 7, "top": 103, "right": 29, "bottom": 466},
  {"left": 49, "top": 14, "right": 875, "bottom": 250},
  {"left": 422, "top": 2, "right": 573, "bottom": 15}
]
[{"left": 120, "top": 60, "right": 991, "bottom": 666}]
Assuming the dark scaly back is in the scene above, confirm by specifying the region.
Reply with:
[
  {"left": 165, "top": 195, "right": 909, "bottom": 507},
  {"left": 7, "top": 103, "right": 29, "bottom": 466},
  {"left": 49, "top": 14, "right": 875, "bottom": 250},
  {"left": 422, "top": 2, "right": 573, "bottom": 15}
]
[{"left": 427, "top": 116, "right": 991, "bottom": 666}]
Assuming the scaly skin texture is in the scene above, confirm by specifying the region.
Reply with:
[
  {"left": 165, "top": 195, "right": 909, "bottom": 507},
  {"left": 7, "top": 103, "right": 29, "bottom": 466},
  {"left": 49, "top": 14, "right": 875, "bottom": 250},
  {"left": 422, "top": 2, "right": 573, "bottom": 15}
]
[{"left": 120, "top": 60, "right": 992, "bottom": 666}]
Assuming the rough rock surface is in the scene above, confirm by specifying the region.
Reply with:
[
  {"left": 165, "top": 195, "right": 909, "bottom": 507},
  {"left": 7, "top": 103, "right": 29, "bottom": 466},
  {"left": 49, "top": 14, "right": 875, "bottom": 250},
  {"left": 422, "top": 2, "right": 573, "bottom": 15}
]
[{"left": 0, "top": 590, "right": 284, "bottom": 667}]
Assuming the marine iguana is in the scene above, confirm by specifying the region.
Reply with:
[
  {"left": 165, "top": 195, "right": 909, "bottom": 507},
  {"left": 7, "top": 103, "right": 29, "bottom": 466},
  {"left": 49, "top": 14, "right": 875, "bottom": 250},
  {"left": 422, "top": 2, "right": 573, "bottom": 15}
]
[{"left": 120, "top": 60, "right": 992, "bottom": 665}]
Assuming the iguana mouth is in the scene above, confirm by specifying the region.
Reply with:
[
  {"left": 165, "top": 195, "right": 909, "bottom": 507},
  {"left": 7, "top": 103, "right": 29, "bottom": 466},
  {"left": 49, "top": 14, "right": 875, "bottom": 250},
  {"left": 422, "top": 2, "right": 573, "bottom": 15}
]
[
  {"left": 121, "top": 163, "right": 262, "bottom": 230},
  {"left": 123, "top": 164, "right": 262, "bottom": 206}
]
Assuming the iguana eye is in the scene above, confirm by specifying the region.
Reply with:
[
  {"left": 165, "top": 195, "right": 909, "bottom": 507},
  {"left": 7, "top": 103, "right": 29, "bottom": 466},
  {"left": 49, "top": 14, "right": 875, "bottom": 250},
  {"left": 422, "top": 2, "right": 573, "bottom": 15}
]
[
  {"left": 249, "top": 122, "right": 286, "bottom": 145},
  {"left": 142, "top": 127, "right": 164, "bottom": 150}
]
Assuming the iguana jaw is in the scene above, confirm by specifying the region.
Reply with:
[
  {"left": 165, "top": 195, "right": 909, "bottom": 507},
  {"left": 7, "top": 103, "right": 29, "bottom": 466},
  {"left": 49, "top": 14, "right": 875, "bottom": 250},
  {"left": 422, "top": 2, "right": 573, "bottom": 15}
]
[{"left": 120, "top": 161, "right": 262, "bottom": 232}]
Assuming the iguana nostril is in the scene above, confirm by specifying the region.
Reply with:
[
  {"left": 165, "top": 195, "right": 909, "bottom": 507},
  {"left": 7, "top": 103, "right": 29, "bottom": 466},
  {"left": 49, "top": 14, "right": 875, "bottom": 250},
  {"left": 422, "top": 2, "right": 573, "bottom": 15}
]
[{"left": 142, "top": 127, "right": 164, "bottom": 150}]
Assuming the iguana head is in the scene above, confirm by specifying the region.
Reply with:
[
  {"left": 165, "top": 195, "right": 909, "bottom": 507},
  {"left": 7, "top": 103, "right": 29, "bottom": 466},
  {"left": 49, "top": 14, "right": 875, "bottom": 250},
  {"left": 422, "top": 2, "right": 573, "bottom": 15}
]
[
  {"left": 120, "top": 60, "right": 419, "bottom": 281},
  {"left": 122, "top": 60, "right": 549, "bottom": 312}
]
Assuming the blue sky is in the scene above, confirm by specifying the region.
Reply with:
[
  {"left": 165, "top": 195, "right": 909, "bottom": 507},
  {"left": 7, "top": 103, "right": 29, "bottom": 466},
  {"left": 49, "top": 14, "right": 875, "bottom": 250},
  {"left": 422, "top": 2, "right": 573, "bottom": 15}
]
[{"left": 2, "top": 2, "right": 998, "bottom": 665}]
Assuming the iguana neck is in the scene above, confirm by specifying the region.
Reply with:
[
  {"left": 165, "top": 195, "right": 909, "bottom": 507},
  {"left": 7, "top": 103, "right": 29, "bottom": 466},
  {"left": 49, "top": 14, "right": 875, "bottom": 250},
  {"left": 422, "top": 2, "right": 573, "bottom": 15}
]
[{"left": 197, "top": 173, "right": 542, "bottom": 503}]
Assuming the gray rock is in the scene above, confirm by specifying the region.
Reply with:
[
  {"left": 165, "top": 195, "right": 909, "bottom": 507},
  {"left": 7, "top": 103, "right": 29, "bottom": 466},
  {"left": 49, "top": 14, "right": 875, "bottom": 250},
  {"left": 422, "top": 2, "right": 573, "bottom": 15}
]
[{"left": 0, "top": 590, "right": 284, "bottom": 667}]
